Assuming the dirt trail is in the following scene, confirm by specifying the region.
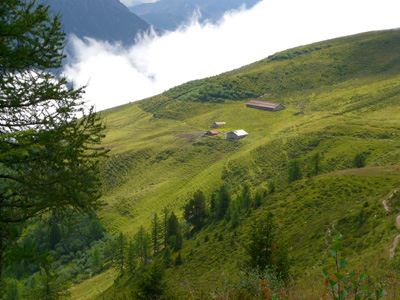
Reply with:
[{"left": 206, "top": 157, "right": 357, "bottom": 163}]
[{"left": 382, "top": 190, "right": 400, "bottom": 258}]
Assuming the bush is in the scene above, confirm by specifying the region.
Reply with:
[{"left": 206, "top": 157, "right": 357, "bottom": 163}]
[{"left": 353, "top": 153, "right": 366, "bottom": 168}]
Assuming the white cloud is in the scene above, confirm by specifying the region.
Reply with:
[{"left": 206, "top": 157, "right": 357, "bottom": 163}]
[
  {"left": 119, "top": 0, "right": 159, "bottom": 7},
  {"left": 63, "top": 0, "right": 400, "bottom": 111}
]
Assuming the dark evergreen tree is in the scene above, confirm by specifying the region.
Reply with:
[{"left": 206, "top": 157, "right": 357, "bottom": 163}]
[
  {"left": 210, "top": 192, "right": 217, "bottom": 218},
  {"left": 161, "top": 207, "right": 169, "bottom": 250},
  {"left": 245, "top": 213, "right": 290, "bottom": 280},
  {"left": 27, "top": 266, "right": 70, "bottom": 300},
  {"left": 116, "top": 232, "right": 127, "bottom": 275},
  {"left": 183, "top": 190, "right": 207, "bottom": 230},
  {"left": 162, "top": 247, "right": 172, "bottom": 268},
  {"left": 150, "top": 213, "right": 162, "bottom": 255},
  {"left": 217, "top": 184, "right": 231, "bottom": 219},
  {"left": 134, "top": 260, "right": 165, "bottom": 299},
  {"left": 287, "top": 159, "right": 302, "bottom": 183},
  {"left": 127, "top": 240, "right": 136, "bottom": 274},
  {"left": 240, "top": 184, "right": 252, "bottom": 212},
  {"left": 310, "top": 153, "right": 322, "bottom": 176},
  {"left": 166, "top": 212, "right": 182, "bottom": 250},
  {"left": 0, "top": 0, "right": 107, "bottom": 281}
]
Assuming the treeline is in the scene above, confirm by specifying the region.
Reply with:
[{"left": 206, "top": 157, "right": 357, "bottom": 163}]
[
  {"left": 100, "top": 183, "right": 290, "bottom": 299},
  {"left": 179, "top": 83, "right": 260, "bottom": 103},
  {"left": 2, "top": 215, "right": 109, "bottom": 299},
  {"left": 287, "top": 151, "right": 368, "bottom": 184}
]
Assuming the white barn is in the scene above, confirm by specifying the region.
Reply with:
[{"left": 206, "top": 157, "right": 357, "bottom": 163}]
[{"left": 227, "top": 130, "right": 248, "bottom": 140}]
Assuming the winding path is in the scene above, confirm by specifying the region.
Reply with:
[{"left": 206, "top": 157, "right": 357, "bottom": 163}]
[{"left": 382, "top": 190, "right": 400, "bottom": 258}]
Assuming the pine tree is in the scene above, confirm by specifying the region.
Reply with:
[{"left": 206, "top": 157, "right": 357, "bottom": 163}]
[
  {"left": 217, "top": 185, "right": 231, "bottom": 219},
  {"left": 245, "top": 213, "right": 290, "bottom": 279},
  {"left": 240, "top": 184, "right": 252, "bottom": 212},
  {"left": 161, "top": 207, "right": 169, "bottom": 250},
  {"left": 91, "top": 246, "right": 104, "bottom": 274},
  {"left": 116, "top": 232, "right": 127, "bottom": 275},
  {"left": 183, "top": 190, "right": 207, "bottom": 230},
  {"left": 166, "top": 212, "right": 182, "bottom": 251},
  {"left": 310, "top": 153, "right": 322, "bottom": 176},
  {"left": 0, "top": 0, "right": 107, "bottom": 280},
  {"left": 287, "top": 159, "right": 302, "bottom": 183},
  {"left": 151, "top": 213, "right": 162, "bottom": 255},
  {"left": 127, "top": 239, "right": 136, "bottom": 274}
]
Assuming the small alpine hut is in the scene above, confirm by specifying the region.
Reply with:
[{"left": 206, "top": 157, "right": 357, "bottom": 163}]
[
  {"left": 246, "top": 100, "right": 285, "bottom": 111},
  {"left": 227, "top": 130, "right": 248, "bottom": 140},
  {"left": 210, "top": 122, "right": 226, "bottom": 128},
  {"left": 205, "top": 130, "right": 219, "bottom": 136}
]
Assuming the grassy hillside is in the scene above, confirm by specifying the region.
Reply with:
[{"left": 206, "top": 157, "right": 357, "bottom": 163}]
[{"left": 74, "top": 29, "right": 400, "bottom": 299}]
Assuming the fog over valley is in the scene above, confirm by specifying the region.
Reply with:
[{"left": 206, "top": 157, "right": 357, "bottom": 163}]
[{"left": 63, "top": 0, "right": 400, "bottom": 111}]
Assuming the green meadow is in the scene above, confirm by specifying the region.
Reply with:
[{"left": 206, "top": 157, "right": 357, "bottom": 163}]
[{"left": 72, "top": 29, "right": 400, "bottom": 299}]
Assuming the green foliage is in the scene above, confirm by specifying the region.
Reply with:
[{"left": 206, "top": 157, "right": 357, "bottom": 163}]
[
  {"left": 354, "top": 153, "right": 366, "bottom": 168},
  {"left": 90, "top": 246, "right": 104, "bottom": 274},
  {"left": 167, "top": 212, "right": 183, "bottom": 251},
  {"left": 27, "top": 266, "right": 71, "bottom": 300},
  {"left": 212, "top": 268, "right": 291, "bottom": 300},
  {"left": 133, "top": 260, "right": 165, "bottom": 299},
  {"left": 180, "top": 83, "right": 260, "bottom": 103},
  {"left": 151, "top": 213, "right": 162, "bottom": 254},
  {"left": 4, "top": 278, "right": 22, "bottom": 300},
  {"left": 322, "top": 234, "right": 386, "bottom": 300},
  {"left": 245, "top": 213, "right": 290, "bottom": 280},
  {"left": 0, "top": 0, "right": 107, "bottom": 286},
  {"left": 116, "top": 232, "right": 127, "bottom": 275},
  {"left": 183, "top": 190, "right": 208, "bottom": 230},
  {"left": 310, "top": 152, "right": 322, "bottom": 176},
  {"left": 217, "top": 184, "right": 231, "bottom": 219},
  {"left": 287, "top": 159, "right": 302, "bottom": 183}
]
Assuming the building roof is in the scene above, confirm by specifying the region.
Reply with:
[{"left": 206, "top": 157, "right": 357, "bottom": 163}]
[
  {"left": 246, "top": 100, "right": 282, "bottom": 109},
  {"left": 232, "top": 130, "right": 248, "bottom": 136},
  {"left": 209, "top": 130, "right": 218, "bottom": 135},
  {"left": 214, "top": 122, "right": 226, "bottom": 125}
]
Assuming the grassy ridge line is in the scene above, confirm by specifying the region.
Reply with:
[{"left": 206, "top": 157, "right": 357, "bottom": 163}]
[
  {"left": 78, "top": 29, "right": 400, "bottom": 298},
  {"left": 97, "top": 29, "right": 400, "bottom": 234}
]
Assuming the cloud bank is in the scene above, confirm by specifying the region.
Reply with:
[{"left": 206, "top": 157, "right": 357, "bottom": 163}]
[{"left": 63, "top": 0, "right": 400, "bottom": 111}]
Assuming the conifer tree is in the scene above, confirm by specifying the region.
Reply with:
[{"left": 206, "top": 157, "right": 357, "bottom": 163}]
[
  {"left": 127, "top": 239, "right": 136, "bottom": 274},
  {"left": 287, "top": 159, "right": 302, "bottom": 183},
  {"left": 116, "top": 232, "right": 127, "bottom": 275},
  {"left": 217, "top": 185, "right": 231, "bottom": 219},
  {"left": 161, "top": 207, "right": 169, "bottom": 250},
  {"left": 0, "top": 0, "right": 107, "bottom": 280},
  {"left": 240, "top": 184, "right": 252, "bottom": 212},
  {"left": 310, "top": 153, "right": 322, "bottom": 176},
  {"left": 91, "top": 246, "right": 104, "bottom": 274},
  {"left": 183, "top": 190, "right": 207, "bottom": 230},
  {"left": 151, "top": 213, "right": 162, "bottom": 255},
  {"left": 134, "top": 226, "right": 145, "bottom": 264},
  {"left": 166, "top": 212, "right": 182, "bottom": 250}
]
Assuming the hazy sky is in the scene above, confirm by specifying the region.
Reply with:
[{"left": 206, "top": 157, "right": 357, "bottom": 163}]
[{"left": 63, "top": 0, "right": 400, "bottom": 111}]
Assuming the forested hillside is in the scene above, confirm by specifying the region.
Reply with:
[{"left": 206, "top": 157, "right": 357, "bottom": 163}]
[
  {"left": 4, "top": 29, "right": 400, "bottom": 299},
  {"left": 82, "top": 29, "right": 400, "bottom": 299}
]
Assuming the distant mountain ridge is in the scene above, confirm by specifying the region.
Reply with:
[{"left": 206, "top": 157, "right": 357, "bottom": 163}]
[
  {"left": 44, "top": 0, "right": 150, "bottom": 46},
  {"left": 129, "top": 0, "right": 261, "bottom": 31}
]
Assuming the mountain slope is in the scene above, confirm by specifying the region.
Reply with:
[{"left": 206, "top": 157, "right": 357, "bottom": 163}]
[
  {"left": 72, "top": 29, "right": 400, "bottom": 299},
  {"left": 130, "top": 0, "right": 261, "bottom": 31},
  {"left": 45, "top": 0, "right": 150, "bottom": 45}
]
